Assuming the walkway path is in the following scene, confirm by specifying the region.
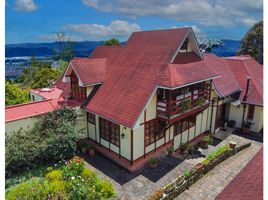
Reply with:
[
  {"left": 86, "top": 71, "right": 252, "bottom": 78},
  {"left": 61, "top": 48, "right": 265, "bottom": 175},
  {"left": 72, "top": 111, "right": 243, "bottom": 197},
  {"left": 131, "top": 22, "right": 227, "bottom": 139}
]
[
  {"left": 84, "top": 134, "right": 262, "bottom": 200},
  {"left": 175, "top": 135, "right": 262, "bottom": 200}
]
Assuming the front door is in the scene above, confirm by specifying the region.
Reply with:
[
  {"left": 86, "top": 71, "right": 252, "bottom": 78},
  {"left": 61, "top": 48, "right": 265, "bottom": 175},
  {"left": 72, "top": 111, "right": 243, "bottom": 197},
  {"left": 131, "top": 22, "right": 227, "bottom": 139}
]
[{"left": 215, "top": 103, "right": 230, "bottom": 129}]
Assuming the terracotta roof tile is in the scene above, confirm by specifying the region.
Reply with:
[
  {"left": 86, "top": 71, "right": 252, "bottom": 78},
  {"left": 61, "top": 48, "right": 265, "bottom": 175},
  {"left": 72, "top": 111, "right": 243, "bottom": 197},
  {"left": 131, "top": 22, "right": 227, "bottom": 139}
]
[
  {"left": 226, "top": 56, "right": 263, "bottom": 106},
  {"left": 216, "top": 148, "right": 263, "bottom": 200}
]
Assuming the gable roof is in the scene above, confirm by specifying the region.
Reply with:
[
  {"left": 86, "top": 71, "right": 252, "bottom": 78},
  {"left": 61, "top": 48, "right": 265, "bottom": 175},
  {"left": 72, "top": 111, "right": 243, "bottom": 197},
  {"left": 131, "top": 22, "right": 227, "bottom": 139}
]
[
  {"left": 225, "top": 56, "right": 263, "bottom": 106},
  {"left": 86, "top": 28, "right": 197, "bottom": 128},
  {"left": 65, "top": 58, "right": 106, "bottom": 86}
]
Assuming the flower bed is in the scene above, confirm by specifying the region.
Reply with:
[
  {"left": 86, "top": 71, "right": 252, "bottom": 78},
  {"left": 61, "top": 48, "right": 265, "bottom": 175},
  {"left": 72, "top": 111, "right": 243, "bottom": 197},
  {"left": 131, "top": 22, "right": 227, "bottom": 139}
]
[
  {"left": 5, "top": 156, "right": 116, "bottom": 200},
  {"left": 148, "top": 142, "right": 252, "bottom": 200}
]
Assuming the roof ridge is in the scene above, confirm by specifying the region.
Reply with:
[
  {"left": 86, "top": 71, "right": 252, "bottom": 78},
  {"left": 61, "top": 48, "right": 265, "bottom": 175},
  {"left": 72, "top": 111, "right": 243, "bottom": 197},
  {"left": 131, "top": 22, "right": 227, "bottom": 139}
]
[{"left": 5, "top": 99, "right": 53, "bottom": 109}]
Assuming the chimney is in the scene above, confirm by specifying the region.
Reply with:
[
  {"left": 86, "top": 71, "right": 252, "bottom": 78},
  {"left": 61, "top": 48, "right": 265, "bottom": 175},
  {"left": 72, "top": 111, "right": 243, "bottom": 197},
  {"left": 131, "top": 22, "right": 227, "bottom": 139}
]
[{"left": 243, "top": 76, "right": 251, "bottom": 102}]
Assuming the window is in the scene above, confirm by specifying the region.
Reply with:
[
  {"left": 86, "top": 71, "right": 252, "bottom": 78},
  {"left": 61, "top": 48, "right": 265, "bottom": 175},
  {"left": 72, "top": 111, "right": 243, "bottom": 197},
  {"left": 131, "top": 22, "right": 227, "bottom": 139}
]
[
  {"left": 247, "top": 105, "right": 255, "bottom": 120},
  {"left": 99, "top": 118, "right": 120, "bottom": 147},
  {"left": 174, "top": 116, "right": 196, "bottom": 136},
  {"left": 87, "top": 113, "right": 95, "bottom": 124},
  {"left": 32, "top": 95, "right": 35, "bottom": 101},
  {"left": 70, "top": 72, "right": 86, "bottom": 99},
  {"left": 145, "top": 119, "right": 165, "bottom": 146},
  {"left": 180, "top": 40, "right": 188, "bottom": 52}
]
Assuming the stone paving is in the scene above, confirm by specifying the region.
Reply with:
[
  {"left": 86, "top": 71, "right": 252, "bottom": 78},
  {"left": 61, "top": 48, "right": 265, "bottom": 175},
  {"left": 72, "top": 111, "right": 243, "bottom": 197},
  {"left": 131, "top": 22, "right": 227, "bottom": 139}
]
[
  {"left": 175, "top": 134, "right": 262, "bottom": 200},
  {"left": 84, "top": 134, "right": 262, "bottom": 200}
]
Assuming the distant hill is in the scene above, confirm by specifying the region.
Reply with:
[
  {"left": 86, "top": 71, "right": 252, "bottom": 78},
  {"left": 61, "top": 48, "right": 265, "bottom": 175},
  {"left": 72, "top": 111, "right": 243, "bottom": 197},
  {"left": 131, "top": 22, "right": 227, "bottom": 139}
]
[
  {"left": 5, "top": 41, "right": 105, "bottom": 57},
  {"left": 211, "top": 39, "right": 240, "bottom": 57},
  {"left": 5, "top": 39, "right": 240, "bottom": 58}
]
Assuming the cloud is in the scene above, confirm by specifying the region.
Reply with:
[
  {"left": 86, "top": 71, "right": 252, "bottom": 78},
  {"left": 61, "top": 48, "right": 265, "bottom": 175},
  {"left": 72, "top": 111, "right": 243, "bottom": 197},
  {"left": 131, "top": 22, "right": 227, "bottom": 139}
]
[
  {"left": 14, "top": 0, "right": 37, "bottom": 12},
  {"left": 82, "top": 0, "right": 262, "bottom": 27},
  {"left": 38, "top": 33, "right": 84, "bottom": 42},
  {"left": 64, "top": 20, "right": 141, "bottom": 39}
]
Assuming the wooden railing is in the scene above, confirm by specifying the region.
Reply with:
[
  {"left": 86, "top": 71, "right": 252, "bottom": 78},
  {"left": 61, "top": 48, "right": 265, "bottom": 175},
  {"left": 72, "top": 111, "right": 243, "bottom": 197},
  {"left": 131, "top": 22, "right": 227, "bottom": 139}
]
[{"left": 156, "top": 90, "right": 209, "bottom": 119}]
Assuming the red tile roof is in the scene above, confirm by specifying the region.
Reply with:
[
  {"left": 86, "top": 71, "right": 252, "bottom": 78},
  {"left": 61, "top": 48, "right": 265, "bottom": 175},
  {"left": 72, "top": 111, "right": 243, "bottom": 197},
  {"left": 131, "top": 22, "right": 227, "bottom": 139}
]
[
  {"left": 159, "top": 53, "right": 219, "bottom": 88},
  {"left": 216, "top": 148, "right": 263, "bottom": 200},
  {"left": 226, "top": 56, "right": 263, "bottom": 106},
  {"left": 204, "top": 54, "right": 241, "bottom": 97},
  {"left": 66, "top": 58, "right": 106, "bottom": 86},
  {"left": 5, "top": 99, "right": 61, "bottom": 122},
  {"left": 30, "top": 87, "right": 63, "bottom": 100},
  {"left": 86, "top": 28, "right": 202, "bottom": 128}
]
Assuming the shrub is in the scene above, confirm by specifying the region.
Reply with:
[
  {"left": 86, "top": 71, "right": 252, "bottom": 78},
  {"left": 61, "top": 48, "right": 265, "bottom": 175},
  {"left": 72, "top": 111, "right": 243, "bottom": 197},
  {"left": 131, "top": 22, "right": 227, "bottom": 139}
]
[
  {"left": 202, "top": 135, "right": 211, "bottom": 143},
  {"left": 202, "top": 144, "right": 229, "bottom": 165},
  {"left": 5, "top": 107, "right": 79, "bottom": 177},
  {"left": 180, "top": 143, "right": 188, "bottom": 152},
  {"left": 6, "top": 157, "right": 116, "bottom": 200},
  {"left": 45, "top": 170, "right": 62, "bottom": 181},
  {"left": 195, "top": 97, "right": 205, "bottom": 106}
]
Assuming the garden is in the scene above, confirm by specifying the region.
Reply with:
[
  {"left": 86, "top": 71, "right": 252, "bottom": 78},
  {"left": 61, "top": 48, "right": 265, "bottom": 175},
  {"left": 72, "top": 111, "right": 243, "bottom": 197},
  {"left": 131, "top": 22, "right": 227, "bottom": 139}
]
[{"left": 5, "top": 107, "right": 116, "bottom": 199}]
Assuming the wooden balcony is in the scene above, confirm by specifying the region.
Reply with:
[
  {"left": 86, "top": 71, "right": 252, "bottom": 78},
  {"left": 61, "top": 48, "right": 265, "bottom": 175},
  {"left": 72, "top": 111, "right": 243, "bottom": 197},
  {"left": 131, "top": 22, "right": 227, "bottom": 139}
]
[{"left": 157, "top": 90, "right": 210, "bottom": 120}]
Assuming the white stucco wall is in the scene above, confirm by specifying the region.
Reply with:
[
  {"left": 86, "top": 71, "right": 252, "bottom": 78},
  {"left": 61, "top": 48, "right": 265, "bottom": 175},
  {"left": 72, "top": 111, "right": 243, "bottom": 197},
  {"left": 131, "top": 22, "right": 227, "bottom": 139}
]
[{"left": 5, "top": 117, "right": 39, "bottom": 135}]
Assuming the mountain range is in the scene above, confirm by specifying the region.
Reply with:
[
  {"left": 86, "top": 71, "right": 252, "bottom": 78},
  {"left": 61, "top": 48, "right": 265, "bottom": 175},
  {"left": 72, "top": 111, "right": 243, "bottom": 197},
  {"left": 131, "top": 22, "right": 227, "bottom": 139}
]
[{"left": 5, "top": 39, "right": 240, "bottom": 58}]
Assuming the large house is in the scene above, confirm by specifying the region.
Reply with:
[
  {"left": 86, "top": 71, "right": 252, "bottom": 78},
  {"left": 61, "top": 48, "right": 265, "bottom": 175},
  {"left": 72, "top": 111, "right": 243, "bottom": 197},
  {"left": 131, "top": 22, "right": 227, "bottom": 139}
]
[{"left": 5, "top": 27, "right": 263, "bottom": 171}]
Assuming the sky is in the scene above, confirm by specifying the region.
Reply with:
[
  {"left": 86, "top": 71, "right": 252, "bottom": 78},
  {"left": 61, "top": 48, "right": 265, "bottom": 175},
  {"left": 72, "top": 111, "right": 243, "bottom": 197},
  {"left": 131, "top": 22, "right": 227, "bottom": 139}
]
[{"left": 5, "top": 0, "right": 263, "bottom": 44}]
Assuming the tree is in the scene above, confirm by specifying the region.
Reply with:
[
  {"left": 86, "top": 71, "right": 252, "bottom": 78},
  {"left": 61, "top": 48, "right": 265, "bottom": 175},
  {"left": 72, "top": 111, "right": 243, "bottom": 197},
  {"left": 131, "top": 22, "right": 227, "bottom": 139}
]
[
  {"left": 18, "top": 57, "right": 61, "bottom": 89},
  {"left": 104, "top": 38, "right": 120, "bottom": 46},
  {"left": 52, "top": 33, "right": 75, "bottom": 62},
  {"left": 5, "top": 107, "right": 79, "bottom": 177},
  {"left": 238, "top": 21, "right": 263, "bottom": 64},
  {"left": 5, "top": 81, "right": 29, "bottom": 106}
]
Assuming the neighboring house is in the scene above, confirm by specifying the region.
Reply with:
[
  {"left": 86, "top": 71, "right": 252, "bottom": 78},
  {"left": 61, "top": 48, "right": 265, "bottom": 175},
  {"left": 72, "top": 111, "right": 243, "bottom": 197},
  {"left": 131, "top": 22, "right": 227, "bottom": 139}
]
[{"left": 5, "top": 27, "right": 263, "bottom": 171}]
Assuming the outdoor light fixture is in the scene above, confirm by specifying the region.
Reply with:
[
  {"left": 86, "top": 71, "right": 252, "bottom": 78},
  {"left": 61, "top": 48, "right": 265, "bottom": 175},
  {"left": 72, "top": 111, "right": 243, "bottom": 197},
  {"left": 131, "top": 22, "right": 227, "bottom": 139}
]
[{"left": 121, "top": 127, "right": 127, "bottom": 139}]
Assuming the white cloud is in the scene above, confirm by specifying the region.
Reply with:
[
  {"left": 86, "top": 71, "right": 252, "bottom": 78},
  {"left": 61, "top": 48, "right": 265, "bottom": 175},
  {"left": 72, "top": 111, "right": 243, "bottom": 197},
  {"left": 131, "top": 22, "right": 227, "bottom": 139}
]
[
  {"left": 82, "top": 0, "right": 262, "bottom": 28},
  {"left": 38, "top": 33, "right": 83, "bottom": 42},
  {"left": 14, "top": 0, "right": 37, "bottom": 12},
  {"left": 64, "top": 20, "right": 141, "bottom": 39}
]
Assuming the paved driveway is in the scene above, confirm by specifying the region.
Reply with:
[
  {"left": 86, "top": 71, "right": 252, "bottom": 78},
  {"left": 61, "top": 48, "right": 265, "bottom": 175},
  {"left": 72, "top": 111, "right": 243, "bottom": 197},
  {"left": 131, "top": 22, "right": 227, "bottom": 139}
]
[{"left": 84, "top": 134, "right": 262, "bottom": 200}]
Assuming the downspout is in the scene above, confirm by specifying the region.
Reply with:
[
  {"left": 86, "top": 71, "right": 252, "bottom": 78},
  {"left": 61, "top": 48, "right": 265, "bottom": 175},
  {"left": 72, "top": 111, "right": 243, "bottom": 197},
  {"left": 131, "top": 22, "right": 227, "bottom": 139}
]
[{"left": 241, "top": 77, "right": 251, "bottom": 130}]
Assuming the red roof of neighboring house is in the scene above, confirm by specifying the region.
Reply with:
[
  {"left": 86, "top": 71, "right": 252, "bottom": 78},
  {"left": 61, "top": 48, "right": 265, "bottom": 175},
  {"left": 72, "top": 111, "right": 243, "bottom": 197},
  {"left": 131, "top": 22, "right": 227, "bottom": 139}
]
[
  {"left": 5, "top": 99, "right": 61, "bottom": 122},
  {"left": 225, "top": 56, "right": 263, "bottom": 106},
  {"left": 66, "top": 58, "right": 106, "bottom": 86},
  {"left": 85, "top": 28, "right": 209, "bottom": 128},
  {"left": 30, "top": 87, "right": 63, "bottom": 100},
  {"left": 159, "top": 53, "right": 219, "bottom": 88},
  {"left": 216, "top": 148, "right": 263, "bottom": 200},
  {"left": 204, "top": 54, "right": 241, "bottom": 97}
]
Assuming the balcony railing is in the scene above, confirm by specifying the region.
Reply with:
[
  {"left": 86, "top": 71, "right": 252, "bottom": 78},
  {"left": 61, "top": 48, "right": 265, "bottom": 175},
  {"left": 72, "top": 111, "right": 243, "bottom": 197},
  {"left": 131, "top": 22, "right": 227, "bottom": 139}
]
[{"left": 157, "top": 90, "right": 209, "bottom": 119}]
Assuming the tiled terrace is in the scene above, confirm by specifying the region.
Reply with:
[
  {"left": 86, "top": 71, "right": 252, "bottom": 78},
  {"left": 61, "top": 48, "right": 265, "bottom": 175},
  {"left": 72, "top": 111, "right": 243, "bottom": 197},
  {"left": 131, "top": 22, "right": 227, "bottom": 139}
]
[{"left": 83, "top": 134, "right": 262, "bottom": 200}]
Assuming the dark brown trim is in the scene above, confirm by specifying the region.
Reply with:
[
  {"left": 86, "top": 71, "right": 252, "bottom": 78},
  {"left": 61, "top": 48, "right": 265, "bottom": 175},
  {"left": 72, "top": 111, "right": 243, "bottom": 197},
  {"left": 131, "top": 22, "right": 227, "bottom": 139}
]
[
  {"left": 143, "top": 110, "right": 146, "bottom": 158},
  {"left": 131, "top": 129, "right": 134, "bottom": 165},
  {"left": 214, "top": 98, "right": 219, "bottom": 134},
  {"left": 86, "top": 113, "right": 90, "bottom": 139}
]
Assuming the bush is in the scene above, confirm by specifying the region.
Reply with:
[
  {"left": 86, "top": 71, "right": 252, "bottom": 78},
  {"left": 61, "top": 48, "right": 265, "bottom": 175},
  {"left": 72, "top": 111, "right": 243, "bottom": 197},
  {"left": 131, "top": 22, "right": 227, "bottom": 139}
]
[
  {"left": 202, "top": 144, "right": 229, "bottom": 165},
  {"left": 180, "top": 143, "right": 188, "bottom": 152},
  {"left": 45, "top": 170, "right": 62, "bottom": 181},
  {"left": 148, "top": 157, "right": 157, "bottom": 165},
  {"left": 6, "top": 157, "right": 116, "bottom": 200},
  {"left": 5, "top": 107, "right": 79, "bottom": 177},
  {"left": 202, "top": 135, "right": 211, "bottom": 143}
]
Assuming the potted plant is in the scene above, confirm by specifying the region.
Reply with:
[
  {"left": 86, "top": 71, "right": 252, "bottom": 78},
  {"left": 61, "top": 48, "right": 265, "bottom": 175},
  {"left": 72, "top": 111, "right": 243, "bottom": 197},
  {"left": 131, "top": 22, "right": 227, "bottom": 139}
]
[
  {"left": 194, "top": 163, "right": 204, "bottom": 172},
  {"left": 242, "top": 121, "right": 251, "bottom": 133},
  {"left": 148, "top": 157, "right": 157, "bottom": 169},
  {"left": 175, "top": 175, "right": 185, "bottom": 187},
  {"left": 200, "top": 135, "right": 211, "bottom": 149},
  {"left": 195, "top": 97, "right": 205, "bottom": 107},
  {"left": 229, "top": 141, "right": 236, "bottom": 149},
  {"left": 180, "top": 99, "right": 192, "bottom": 112},
  {"left": 88, "top": 145, "right": 95, "bottom": 157},
  {"left": 187, "top": 144, "right": 194, "bottom": 154},
  {"left": 167, "top": 145, "right": 174, "bottom": 157},
  {"left": 163, "top": 182, "right": 175, "bottom": 194},
  {"left": 227, "top": 120, "right": 236, "bottom": 128},
  {"left": 183, "top": 170, "right": 191, "bottom": 180},
  {"left": 179, "top": 143, "right": 188, "bottom": 154},
  {"left": 81, "top": 142, "right": 90, "bottom": 154}
]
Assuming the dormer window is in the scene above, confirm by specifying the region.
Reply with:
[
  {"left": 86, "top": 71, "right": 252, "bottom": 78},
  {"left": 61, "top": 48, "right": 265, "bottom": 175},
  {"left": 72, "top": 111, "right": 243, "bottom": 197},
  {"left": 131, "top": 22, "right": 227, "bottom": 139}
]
[
  {"left": 70, "top": 71, "right": 86, "bottom": 99},
  {"left": 180, "top": 39, "right": 188, "bottom": 52}
]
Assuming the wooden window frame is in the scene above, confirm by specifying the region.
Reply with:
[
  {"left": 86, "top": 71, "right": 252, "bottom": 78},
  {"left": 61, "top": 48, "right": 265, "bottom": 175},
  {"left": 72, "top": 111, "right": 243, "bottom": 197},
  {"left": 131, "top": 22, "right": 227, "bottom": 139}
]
[
  {"left": 87, "top": 113, "right": 95, "bottom": 125},
  {"left": 70, "top": 71, "right": 86, "bottom": 99},
  {"left": 145, "top": 119, "right": 165, "bottom": 147},
  {"left": 247, "top": 105, "right": 255, "bottom": 120},
  {"left": 99, "top": 118, "right": 120, "bottom": 147},
  {"left": 174, "top": 116, "right": 196, "bottom": 136}
]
